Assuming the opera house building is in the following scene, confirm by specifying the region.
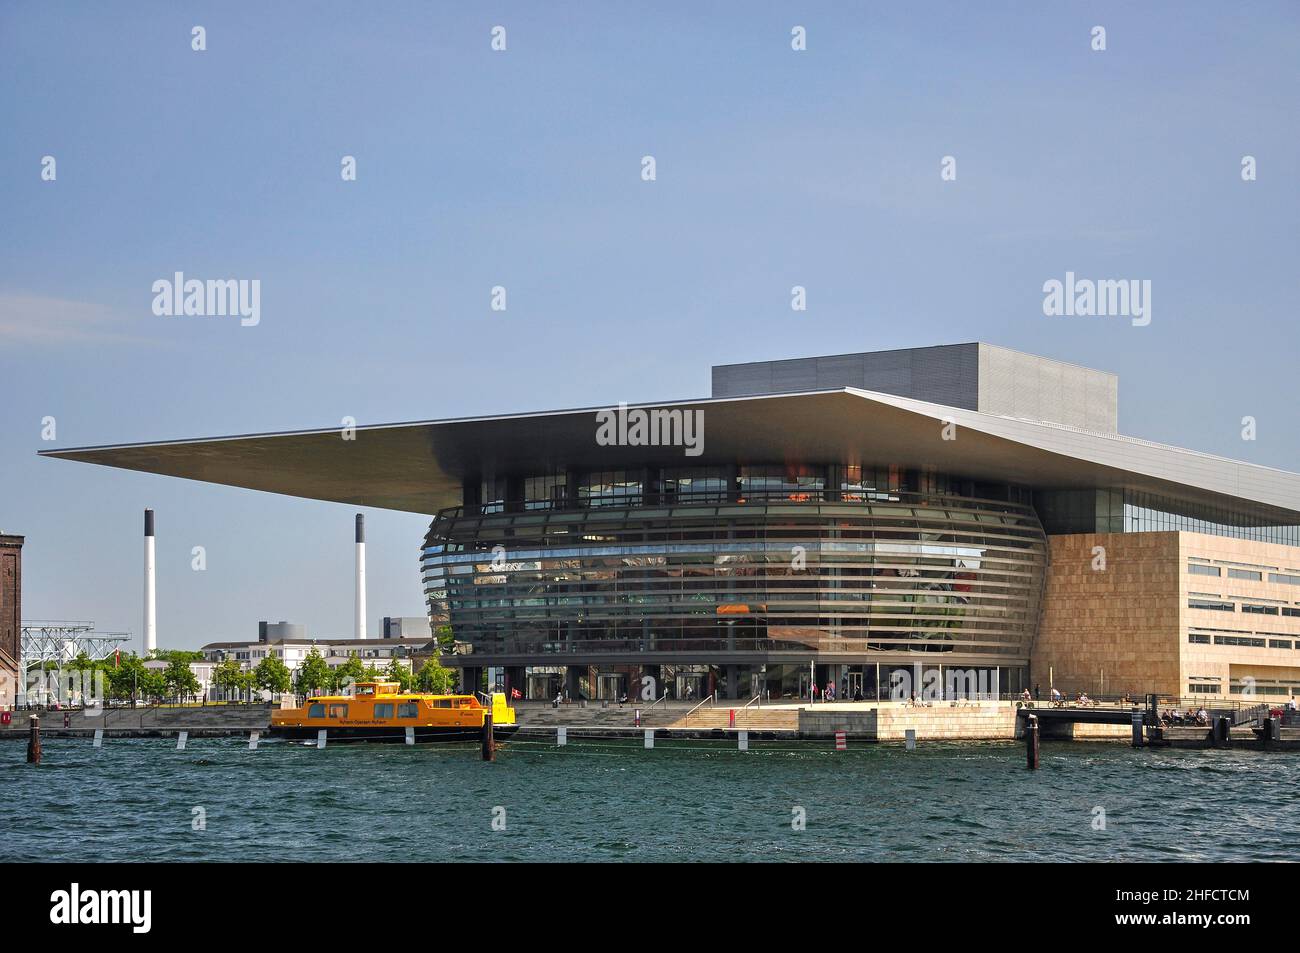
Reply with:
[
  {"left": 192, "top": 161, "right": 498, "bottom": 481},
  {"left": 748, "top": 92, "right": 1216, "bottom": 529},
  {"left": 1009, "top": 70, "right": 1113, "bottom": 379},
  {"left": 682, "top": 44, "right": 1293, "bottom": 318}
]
[{"left": 44, "top": 343, "right": 1300, "bottom": 705}]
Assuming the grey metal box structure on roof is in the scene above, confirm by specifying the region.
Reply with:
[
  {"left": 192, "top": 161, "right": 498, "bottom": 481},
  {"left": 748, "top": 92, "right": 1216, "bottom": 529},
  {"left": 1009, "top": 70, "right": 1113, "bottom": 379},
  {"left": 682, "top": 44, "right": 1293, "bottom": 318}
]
[{"left": 711, "top": 342, "right": 1118, "bottom": 433}]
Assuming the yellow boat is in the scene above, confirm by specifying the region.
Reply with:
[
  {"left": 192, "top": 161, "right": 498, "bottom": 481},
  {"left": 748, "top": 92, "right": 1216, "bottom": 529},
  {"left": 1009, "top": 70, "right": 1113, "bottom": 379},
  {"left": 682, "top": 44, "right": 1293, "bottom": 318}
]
[{"left": 271, "top": 680, "right": 518, "bottom": 744}]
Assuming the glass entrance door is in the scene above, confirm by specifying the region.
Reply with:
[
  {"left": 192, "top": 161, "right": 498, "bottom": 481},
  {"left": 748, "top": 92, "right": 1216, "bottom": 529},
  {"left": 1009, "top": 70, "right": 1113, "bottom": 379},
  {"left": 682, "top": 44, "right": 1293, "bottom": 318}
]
[{"left": 596, "top": 674, "right": 626, "bottom": 700}]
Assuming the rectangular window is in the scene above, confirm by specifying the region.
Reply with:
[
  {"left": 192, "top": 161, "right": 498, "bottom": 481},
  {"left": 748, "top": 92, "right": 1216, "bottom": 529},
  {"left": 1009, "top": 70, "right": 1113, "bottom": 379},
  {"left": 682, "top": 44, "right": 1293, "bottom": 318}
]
[
  {"left": 327, "top": 704, "right": 348, "bottom": 718},
  {"left": 1241, "top": 604, "right": 1279, "bottom": 615},
  {"left": 1283, "top": 608, "right": 1300, "bottom": 618},
  {"left": 1188, "top": 684, "right": 1219, "bottom": 694},
  {"left": 373, "top": 703, "right": 394, "bottom": 718},
  {"left": 1269, "top": 640, "right": 1293, "bottom": 649},
  {"left": 1269, "top": 572, "right": 1300, "bottom": 586},
  {"left": 1187, "top": 634, "right": 1211, "bottom": 644},
  {"left": 1188, "top": 563, "right": 1221, "bottom": 577},
  {"left": 1188, "top": 600, "right": 1234, "bottom": 612},
  {"left": 1227, "top": 568, "right": 1262, "bottom": 581},
  {"left": 1212, "top": 635, "right": 1266, "bottom": 648},
  {"left": 397, "top": 701, "right": 418, "bottom": 718},
  {"left": 308, "top": 703, "right": 325, "bottom": 718}
]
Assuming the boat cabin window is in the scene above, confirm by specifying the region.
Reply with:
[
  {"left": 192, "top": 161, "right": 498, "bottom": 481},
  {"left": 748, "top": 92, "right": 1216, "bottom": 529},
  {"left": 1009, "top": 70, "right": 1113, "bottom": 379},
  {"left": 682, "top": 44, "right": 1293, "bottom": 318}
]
[
  {"left": 374, "top": 703, "right": 394, "bottom": 719},
  {"left": 431, "top": 699, "right": 453, "bottom": 708},
  {"left": 307, "top": 704, "right": 325, "bottom": 718},
  {"left": 327, "top": 704, "right": 348, "bottom": 718},
  {"left": 396, "top": 702, "right": 418, "bottom": 718}
]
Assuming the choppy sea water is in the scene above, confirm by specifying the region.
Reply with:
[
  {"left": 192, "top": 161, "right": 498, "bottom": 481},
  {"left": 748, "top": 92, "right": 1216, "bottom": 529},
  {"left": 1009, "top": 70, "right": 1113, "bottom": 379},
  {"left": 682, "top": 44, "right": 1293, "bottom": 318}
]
[{"left": 3, "top": 736, "right": 1294, "bottom": 862}]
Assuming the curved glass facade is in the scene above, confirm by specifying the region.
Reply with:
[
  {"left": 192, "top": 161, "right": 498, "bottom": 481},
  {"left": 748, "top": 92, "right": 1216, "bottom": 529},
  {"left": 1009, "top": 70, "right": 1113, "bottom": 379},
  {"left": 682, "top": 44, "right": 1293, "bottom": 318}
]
[{"left": 423, "top": 484, "right": 1047, "bottom": 666}]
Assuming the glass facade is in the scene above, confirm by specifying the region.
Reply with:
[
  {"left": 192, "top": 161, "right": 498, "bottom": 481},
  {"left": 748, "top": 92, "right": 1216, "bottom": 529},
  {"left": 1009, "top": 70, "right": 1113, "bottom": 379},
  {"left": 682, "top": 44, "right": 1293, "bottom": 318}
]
[
  {"left": 424, "top": 465, "right": 1047, "bottom": 666},
  {"left": 1036, "top": 488, "right": 1300, "bottom": 546}
]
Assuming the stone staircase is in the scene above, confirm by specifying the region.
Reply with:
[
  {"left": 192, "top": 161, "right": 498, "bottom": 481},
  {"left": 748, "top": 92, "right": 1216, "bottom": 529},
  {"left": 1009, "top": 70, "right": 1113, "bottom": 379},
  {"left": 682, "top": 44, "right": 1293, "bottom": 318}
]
[
  {"left": 668, "top": 707, "right": 799, "bottom": 730},
  {"left": 515, "top": 704, "right": 681, "bottom": 729}
]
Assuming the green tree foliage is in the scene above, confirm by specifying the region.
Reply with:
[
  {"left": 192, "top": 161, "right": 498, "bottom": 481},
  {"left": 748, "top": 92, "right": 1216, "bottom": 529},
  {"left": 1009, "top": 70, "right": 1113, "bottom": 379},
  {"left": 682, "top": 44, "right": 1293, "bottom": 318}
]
[
  {"left": 254, "top": 655, "right": 292, "bottom": 699},
  {"left": 383, "top": 659, "right": 412, "bottom": 691},
  {"left": 106, "top": 654, "right": 149, "bottom": 703},
  {"left": 152, "top": 649, "right": 205, "bottom": 663},
  {"left": 212, "top": 658, "right": 246, "bottom": 701},
  {"left": 332, "top": 656, "right": 366, "bottom": 692},
  {"left": 296, "top": 649, "right": 332, "bottom": 696},
  {"left": 413, "top": 658, "right": 456, "bottom": 694},
  {"left": 138, "top": 667, "right": 167, "bottom": 703},
  {"left": 435, "top": 625, "right": 455, "bottom": 652},
  {"left": 163, "top": 658, "right": 201, "bottom": 702}
]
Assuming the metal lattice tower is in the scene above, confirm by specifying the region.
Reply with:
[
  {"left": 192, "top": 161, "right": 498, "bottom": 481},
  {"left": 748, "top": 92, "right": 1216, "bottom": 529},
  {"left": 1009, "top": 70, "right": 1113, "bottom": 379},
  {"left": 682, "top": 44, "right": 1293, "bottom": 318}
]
[{"left": 20, "top": 620, "right": 131, "bottom": 672}]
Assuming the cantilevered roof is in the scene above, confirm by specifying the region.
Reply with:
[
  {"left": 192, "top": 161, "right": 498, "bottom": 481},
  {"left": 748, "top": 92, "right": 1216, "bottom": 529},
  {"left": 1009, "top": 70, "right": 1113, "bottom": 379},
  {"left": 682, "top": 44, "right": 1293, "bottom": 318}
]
[{"left": 38, "top": 388, "right": 1300, "bottom": 523}]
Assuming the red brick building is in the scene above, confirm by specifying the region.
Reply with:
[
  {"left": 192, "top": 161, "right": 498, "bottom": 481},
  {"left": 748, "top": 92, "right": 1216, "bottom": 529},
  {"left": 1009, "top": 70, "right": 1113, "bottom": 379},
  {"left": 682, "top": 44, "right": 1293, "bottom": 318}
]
[{"left": 0, "top": 533, "right": 21, "bottom": 708}]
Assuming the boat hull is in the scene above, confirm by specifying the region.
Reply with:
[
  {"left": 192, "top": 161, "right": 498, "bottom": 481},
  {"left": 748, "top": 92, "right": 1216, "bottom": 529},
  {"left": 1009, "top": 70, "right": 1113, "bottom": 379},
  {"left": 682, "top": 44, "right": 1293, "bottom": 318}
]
[{"left": 270, "top": 724, "right": 519, "bottom": 744}]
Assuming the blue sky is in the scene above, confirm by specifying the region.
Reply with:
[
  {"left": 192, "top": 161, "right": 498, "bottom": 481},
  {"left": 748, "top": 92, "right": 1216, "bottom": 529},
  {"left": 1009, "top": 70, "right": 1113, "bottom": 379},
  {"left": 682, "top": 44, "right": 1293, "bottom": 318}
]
[{"left": 2, "top": 1, "right": 1297, "bottom": 649}]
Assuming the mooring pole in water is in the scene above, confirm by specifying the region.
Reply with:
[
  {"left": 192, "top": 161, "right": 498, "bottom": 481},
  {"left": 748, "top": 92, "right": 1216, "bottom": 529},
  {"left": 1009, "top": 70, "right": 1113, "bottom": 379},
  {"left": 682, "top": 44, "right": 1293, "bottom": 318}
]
[
  {"left": 1214, "top": 716, "right": 1231, "bottom": 748},
  {"left": 1131, "top": 711, "right": 1144, "bottom": 748},
  {"left": 27, "top": 715, "right": 41, "bottom": 764},
  {"left": 1268, "top": 716, "right": 1281, "bottom": 745},
  {"left": 481, "top": 711, "right": 495, "bottom": 761},
  {"left": 1025, "top": 714, "right": 1039, "bottom": 770}
]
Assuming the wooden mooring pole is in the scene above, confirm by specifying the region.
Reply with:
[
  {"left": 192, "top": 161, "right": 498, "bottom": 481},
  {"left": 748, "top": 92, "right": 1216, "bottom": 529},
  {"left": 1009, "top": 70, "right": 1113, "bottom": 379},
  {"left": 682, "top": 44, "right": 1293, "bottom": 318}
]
[
  {"left": 1025, "top": 714, "right": 1039, "bottom": 770},
  {"left": 27, "top": 715, "right": 41, "bottom": 764},
  {"left": 481, "top": 711, "right": 495, "bottom": 761}
]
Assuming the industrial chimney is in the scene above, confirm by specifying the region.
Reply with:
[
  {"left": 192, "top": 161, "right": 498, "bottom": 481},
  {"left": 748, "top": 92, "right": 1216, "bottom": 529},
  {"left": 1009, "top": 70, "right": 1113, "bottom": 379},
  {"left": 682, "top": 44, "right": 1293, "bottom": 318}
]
[
  {"left": 143, "top": 508, "right": 157, "bottom": 654},
  {"left": 355, "top": 513, "right": 367, "bottom": 640}
]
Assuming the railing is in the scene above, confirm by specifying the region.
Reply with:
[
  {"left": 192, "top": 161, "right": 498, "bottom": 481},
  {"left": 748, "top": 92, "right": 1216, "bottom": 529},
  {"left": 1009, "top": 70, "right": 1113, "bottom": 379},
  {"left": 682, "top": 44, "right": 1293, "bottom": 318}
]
[
  {"left": 681, "top": 693, "right": 716, "bottom": 725},
  {"left": 740, "top": 694, "right": 763, "bottom": 710},
  {"left": 644, "top": 690, "right": 671, "bottom": 712},
  {"left": 444, "top": 636, "right": 1011, "bottom": 658},
  {"left": 432, "top": 488, "right": 1035, "bottom": 523}
]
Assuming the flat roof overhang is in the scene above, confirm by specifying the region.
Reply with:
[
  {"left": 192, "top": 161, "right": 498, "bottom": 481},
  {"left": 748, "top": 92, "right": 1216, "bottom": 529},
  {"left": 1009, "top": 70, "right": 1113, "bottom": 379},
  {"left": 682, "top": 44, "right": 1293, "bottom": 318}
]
[{"left": 37, "top": 388, "right": 1300, "bottom": 524}]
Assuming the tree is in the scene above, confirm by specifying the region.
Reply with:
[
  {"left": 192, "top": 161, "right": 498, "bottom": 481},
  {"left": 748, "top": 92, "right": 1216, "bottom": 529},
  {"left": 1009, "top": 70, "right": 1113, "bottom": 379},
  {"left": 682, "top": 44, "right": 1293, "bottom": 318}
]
[
  {"left": 163, "top": 658, "right": 201, "bottom": 703},
  {"left": 212, "top": 658, "right": 246, "bottom": 702},
  {"left": 254, "top": 655, "right": 292, "bottom": 700},
  {"left": 107, "top": 655, "right": 149, "bottom": 705},
  {"left": 332, "top": 657, "right": 366, "bottom": 693},
  {"left": 296, "top": 649, "right": 332, "bottom": 696},
  {"left": 435, "top": 625, "right": 455, "bottom": 653},
  {"left": 138, "top": 667, "right": 167, "bottom": 703},
  {"left": 383, "top": 659, "right": 412, "bottom": 691},
  {"left": 414, "top": 658, "right": 456, "bottom": 694},
  {"left": 152, "top": 649, "right": 205, "bottom": 663}
]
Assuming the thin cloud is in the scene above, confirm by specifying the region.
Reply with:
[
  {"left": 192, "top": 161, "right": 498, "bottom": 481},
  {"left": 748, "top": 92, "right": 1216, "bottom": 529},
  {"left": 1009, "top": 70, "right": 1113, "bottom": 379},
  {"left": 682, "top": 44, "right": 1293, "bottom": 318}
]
[{"left": 0, "top": 293, "right": 151, "bottom": 346}]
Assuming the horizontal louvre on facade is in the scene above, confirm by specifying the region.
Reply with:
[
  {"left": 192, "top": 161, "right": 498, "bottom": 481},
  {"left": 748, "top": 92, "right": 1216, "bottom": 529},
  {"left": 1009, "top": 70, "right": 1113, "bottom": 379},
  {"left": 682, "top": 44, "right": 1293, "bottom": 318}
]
[{"left": 423, "top": 494, "right": 1046, "bottom": 664}]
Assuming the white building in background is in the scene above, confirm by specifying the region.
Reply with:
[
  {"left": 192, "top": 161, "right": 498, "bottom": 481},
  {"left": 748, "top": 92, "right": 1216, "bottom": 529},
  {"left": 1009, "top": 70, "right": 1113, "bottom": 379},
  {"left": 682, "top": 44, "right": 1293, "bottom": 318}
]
[
  {"left": 198, "top": 623, "right": 427, "bottom": 700},
  {"left": 142, "top": 657, "right": 218, "bottom": 701}
]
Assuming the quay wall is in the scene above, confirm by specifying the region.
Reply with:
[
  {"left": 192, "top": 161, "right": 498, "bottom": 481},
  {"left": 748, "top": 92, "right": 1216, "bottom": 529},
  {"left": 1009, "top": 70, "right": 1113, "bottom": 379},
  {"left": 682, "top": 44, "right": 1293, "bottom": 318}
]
[
  {"left": 799, "top": 702, "right": 1021, "bottom": 741},
  {"left": 0, "top": 704, "right": 271, "bottom": 738}
]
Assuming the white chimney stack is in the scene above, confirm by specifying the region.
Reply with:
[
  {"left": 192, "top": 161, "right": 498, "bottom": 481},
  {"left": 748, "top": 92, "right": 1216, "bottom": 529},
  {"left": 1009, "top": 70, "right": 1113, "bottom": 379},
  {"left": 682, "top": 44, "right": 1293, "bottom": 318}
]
[
  {"left": 144, "top": 508, "right": 157, "bottom": 654},
  {"left": 355, "top": 513, "right": 367, "bottom": 640}
]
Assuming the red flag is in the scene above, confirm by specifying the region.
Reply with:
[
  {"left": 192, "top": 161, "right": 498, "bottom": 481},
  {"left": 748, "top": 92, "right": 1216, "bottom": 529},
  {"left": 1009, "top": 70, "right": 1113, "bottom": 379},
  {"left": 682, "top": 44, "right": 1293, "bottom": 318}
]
[{"left": 114, "top": 649, "right": 120, "bottom": 669}]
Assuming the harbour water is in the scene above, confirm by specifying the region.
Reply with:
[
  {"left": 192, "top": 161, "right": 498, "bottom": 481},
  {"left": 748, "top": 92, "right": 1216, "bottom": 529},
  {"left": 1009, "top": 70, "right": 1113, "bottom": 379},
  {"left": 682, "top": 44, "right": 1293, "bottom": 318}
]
[{"left": 4, "top": 737, "right": 1294, "bottom": 862}]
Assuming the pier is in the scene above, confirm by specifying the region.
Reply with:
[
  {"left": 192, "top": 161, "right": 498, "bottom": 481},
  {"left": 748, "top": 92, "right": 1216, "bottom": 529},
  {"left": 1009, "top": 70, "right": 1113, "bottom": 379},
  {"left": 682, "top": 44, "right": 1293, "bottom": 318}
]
[{"left": 4, "top": 694, "right": 1298, "bottom": 751}]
